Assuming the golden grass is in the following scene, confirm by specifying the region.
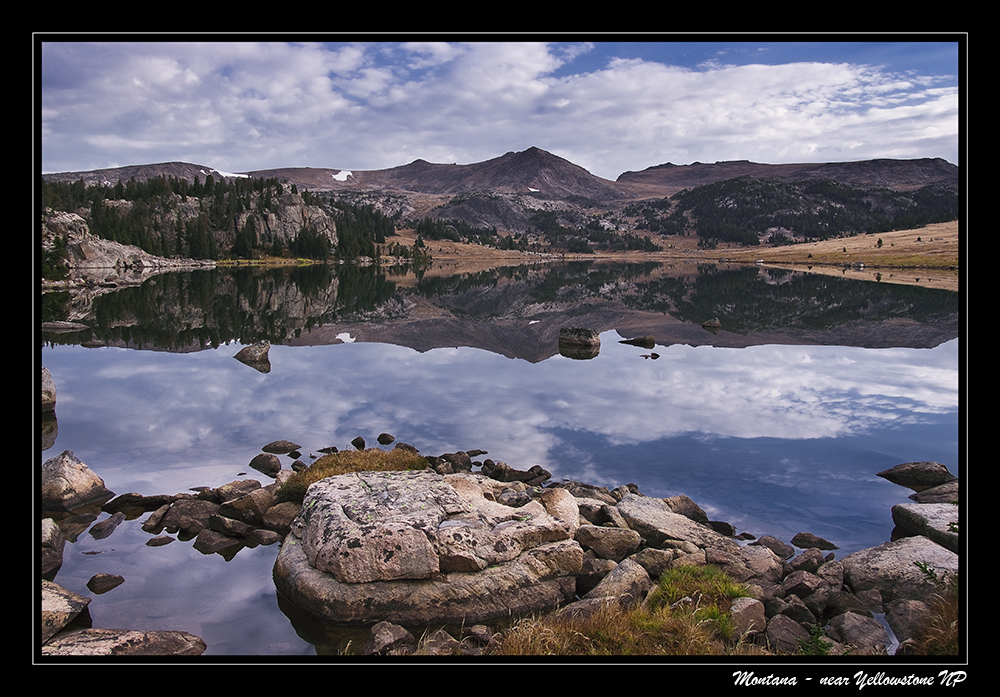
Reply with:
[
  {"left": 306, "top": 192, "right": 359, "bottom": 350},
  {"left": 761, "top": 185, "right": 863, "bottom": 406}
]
[
  {"left": 485, "top": 565, "right": 773, "bottom": 657},
  {"left": 275, "top": 447, "right": 429, "bottom": 504},
  {"left": 907, "top": 586, "right": 961, "bottom": 656}
]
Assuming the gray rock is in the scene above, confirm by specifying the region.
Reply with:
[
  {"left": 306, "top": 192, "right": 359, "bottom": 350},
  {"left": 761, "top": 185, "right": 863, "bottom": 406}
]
[
  {"left": 159, "top": 498, "right": 220, "bottom": 536},
  {"left": 790, "top": 532, "right": 839, "bottom": 550},
  {"left": 827, "top": 611, "right": 891, "bottom": 654},
  {"left": 890, "top": 502, "right": 959, "bottom": 553},
  {"left": 841, "top": 535, "right": 958, "bottom": 603},
  {"left": 193, "top": 528, "right": 245, "bottom": 557},
  {"left": 41, "top": 579, "right": 90, "bottom": 644},
  {"left": 877, "top": 461, "right": 957, "bottom": 492},
  {"left": 580, "top": 557, "right": 652, "bottom": 608},
  {"left": 218, "top": 487, "right": 276, "bottom": 527},
  {"left": 751, "top": 535, "right": 795, "bottom": 559},
  {"left": 576, "top": 555, "right": 618, "bottom": 596},
  {"left": 789, "top": 547, "right": 827, "bottom": 573},
  {"left": 765, "top": 613, "right": 810, "bottom": 654},
  {"left": 42, "top": 367, "right": 56, "bottom": 412},
  {"left": 41, "top": 450, "right": 115, "bottom": 512},
  {"left": 663, "top": 494, "right": 709, "bottom": 523},
  {"left": 89, "top": 512, "right": 125, "bottom": 540},
  {"left": 730, "top": 597, "right": 767, "bottom": 637},
  {"left": 213, "top": 479, "right": 263, "bottom": 502},
  {"left": 574, "top": 524, "right": 641, "bottom": 562},
  {"left": 234, "top": 340, "right": 270, "bottom": 364},
  {"left": 274, "top": 470, "right": 584, "bottom": 626},
  {"left": 248, "top": 452, "right": 282, "bottom": 476},
  {"left": 86, "top": 573, "right": 124, "bottom": 594},
  {"left": 908, "top": 479, "right": 959, "bottom": 503},
  {"left": 884, "top": 598, "right": 932, "bottom": 645},
  {"left": 361, "top": 621, "right": 416, "bottom": 656},
  {"left": 782, "top": 569, "right": 824, "bottom": 598},
  {"left": 628, "top": 547, "right": 678, "bottom": 579},
  {"left": 558, "top": 327, "right": 601, "bottom": 346},
  {"left": 416, "top": 629, "right": 462, "bottom": 656},
  {"left": 262, "top": 440, "right": 301, "bottom": 454},
  {"left": 41, "top": 628, "right": 206, "bottom": 656},
  {"left": 41, "top": 519, "right": 66, "bottom": 578},
  {"left": 615, "top": 493, "right": 740, "bottom": 552}
]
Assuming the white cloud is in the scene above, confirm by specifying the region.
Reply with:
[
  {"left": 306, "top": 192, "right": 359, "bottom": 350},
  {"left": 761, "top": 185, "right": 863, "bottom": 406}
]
[{"left": 40, "top": 41, "right": 960, "bottom": 178}]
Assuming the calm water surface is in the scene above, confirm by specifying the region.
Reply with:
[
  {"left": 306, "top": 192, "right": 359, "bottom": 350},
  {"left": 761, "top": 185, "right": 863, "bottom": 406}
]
[{"left": 38, "top": 262, "right": 961, "bottom": 656}]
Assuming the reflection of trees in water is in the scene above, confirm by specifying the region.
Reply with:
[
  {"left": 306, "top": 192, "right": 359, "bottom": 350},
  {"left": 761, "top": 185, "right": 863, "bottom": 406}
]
[
  {"left": 40, "top": 261, "right": 958, "bottom": 351},
  {"left": 41, "top": 264, "right": 400, "bottom": 350},
  {"left": 624, "top": 264, "right": 958, "bottom": 333}
]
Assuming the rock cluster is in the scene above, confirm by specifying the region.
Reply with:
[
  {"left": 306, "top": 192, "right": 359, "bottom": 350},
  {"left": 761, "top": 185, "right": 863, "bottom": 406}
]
[
  {"left": 275, "top": 451, "right": 960, "bottom": 656},
  {"left": 40, "top": 436, "right": 960, "bottom": 657}
]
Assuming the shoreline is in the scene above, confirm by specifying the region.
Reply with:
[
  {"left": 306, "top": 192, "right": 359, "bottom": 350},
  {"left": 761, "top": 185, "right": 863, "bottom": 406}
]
[{"left": 391, "top": 220, "right": 960, "bottom": 292}]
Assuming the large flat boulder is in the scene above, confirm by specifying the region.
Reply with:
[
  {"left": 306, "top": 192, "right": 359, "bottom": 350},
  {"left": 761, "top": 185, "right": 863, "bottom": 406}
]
[
  {"left": 841, "top": 535, "right": 958, "bottom": 603},
  {"left": 274, "top": 470, "right": 583, "bottom": 626}
]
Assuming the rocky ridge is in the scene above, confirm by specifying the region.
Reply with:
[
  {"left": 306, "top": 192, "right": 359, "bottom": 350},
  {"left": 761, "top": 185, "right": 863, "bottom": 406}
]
[
  {"left": 43, "top": 148, "right": 959, "bottom": 241},
  {"left": 40, "top": 424, "right": 960, "bottom": 657}
]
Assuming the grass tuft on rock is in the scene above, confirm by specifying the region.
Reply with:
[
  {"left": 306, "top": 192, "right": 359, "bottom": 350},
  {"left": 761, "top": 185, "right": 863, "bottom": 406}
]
[
  {"left": 276, "top": 448, "right": 429, "bottom": 504},
  {"left": 486, "top": 565, "right": 770, "bottom": 656}
]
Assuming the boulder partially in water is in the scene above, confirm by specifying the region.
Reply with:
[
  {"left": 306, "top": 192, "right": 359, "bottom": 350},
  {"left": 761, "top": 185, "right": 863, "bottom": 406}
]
[
  {"left": 877, "top": 461, "right": 957, "bottom": 492},
  {"left": 273, "top": 469, "right": 584, "bottom": 626},
  {"left": 234, "top": 341, "right": 271, "bottom": 372},
  {"left": 41, "top": 450, "right": 114, "bottom": 512}
]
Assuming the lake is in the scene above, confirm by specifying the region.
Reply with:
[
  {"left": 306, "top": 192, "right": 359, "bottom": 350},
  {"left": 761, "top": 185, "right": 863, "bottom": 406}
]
[{"left": 38, "top": 260, "right": 961, "bottom": 656}]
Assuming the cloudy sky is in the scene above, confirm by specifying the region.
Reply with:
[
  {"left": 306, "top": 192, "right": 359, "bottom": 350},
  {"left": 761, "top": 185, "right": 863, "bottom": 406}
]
[{"left": 37, "top": 36, "right": 963, "bottom": 181}]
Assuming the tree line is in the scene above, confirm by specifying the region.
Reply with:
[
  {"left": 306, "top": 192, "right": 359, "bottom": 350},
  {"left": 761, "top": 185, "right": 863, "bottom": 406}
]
[{"left": 40, "top": 174, "right": 410, "bottom": 264}]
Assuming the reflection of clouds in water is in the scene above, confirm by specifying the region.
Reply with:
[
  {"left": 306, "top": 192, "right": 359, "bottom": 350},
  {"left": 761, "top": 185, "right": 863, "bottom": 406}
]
[{"left": 43, "top": 337, "right": 958, "bottom": 496}]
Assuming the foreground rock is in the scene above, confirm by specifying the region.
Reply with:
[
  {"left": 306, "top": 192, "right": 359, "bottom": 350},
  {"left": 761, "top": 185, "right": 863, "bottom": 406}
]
[{"left": 274, "top": 469, "right": 584, "bottom": 626}]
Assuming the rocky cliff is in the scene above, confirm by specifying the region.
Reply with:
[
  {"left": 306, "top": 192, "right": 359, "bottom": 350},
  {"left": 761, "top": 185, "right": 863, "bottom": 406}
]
[{"left": 41, "top": 209, "right": 215, "bottom": 288}]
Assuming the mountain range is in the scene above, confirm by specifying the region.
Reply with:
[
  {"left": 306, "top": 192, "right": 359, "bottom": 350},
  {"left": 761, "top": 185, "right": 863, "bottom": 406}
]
[
  {"left": 43, "top": 146, "right": 959, "bottom": 199},
  {"left": 42, "top": 147, "right": 960, "bottom": 243}
]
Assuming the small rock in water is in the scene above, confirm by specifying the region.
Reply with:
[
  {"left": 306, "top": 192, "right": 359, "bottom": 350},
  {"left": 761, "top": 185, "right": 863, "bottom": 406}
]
[
  {"left": 233, "top": 341, "right": 271, "bottom": 373},
  {"left": 558, "top": 327, "right": 601, "bottom": 346},
  {"left": 87, "top": 573, "right": 125, "bottom": 594},
  {"left": 791, "top": 531, "right": 839, "bottom": 550},
  {"left": 262, "top": 440, "right": 301, "bottom": 454},
  {"left": 89, "top": 512, "right": 125, "bottom": 540},
  {"left": 249, "top": 453, "right": 282, "bottom": 476}
]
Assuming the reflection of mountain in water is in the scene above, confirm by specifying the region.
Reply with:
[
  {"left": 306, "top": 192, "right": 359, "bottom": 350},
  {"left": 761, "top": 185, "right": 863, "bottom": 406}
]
[{"left": 40, "top": 261, "right": 958, "bottom": 357}]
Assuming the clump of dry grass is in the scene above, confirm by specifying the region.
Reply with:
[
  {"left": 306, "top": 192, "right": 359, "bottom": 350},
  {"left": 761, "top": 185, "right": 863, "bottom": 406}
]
[
  {"left": 486, "top": 565, "right": 774, "bottom": 657},
  {"left": 908, "top": 577, "right": 961, "bottom": 656},
  {"left": 276, "top": 448, "right": 429, "bottom": 504}
]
